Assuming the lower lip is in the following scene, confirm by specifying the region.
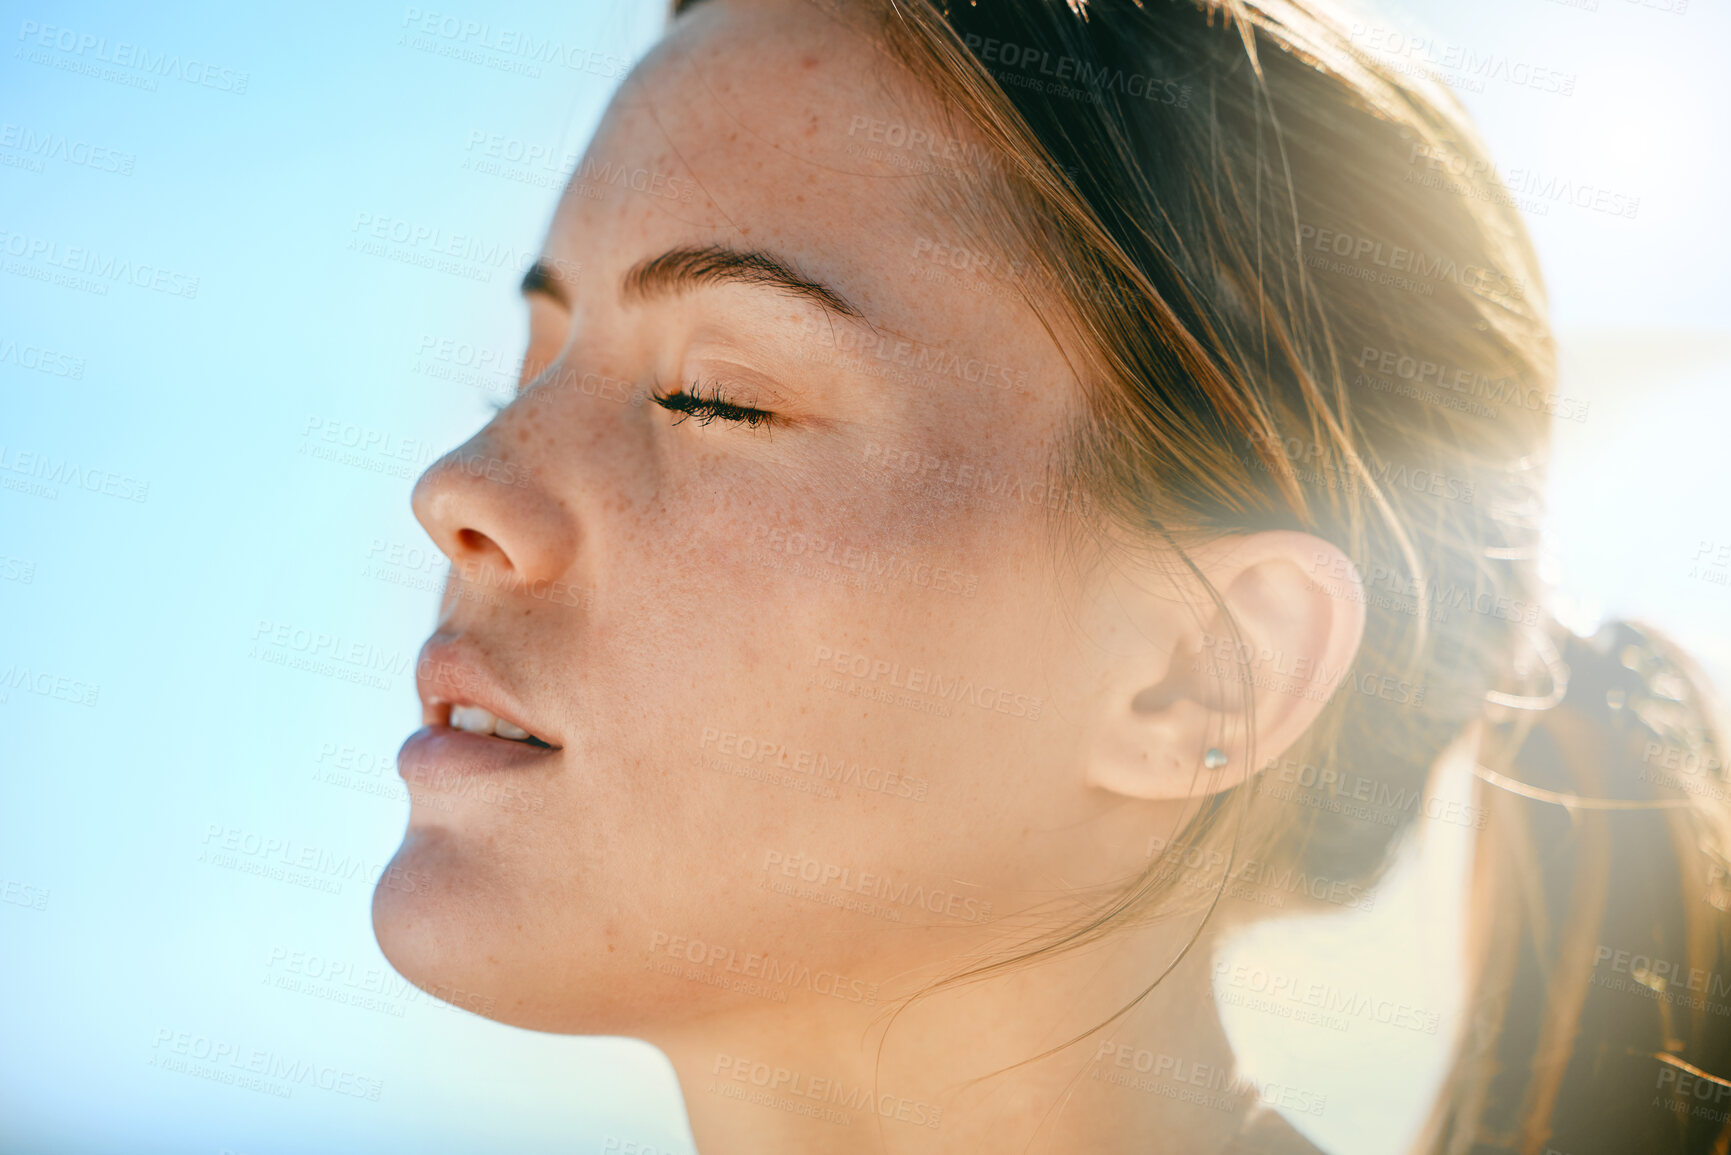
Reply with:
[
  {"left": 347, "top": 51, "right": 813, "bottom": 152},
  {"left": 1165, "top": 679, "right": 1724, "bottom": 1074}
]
[{"left": 398, "top": 725, "right": 559, "bottom": 782}]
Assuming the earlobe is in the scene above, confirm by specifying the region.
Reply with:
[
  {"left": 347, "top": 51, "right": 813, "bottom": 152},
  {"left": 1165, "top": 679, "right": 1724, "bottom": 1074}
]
[{"left": 1081, "top": 531, "right": 1366, "bottom": 804}]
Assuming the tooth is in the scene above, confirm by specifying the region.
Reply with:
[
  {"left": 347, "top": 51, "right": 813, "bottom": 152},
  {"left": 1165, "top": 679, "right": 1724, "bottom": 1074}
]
[
  {"left": 451, "top": 705, "right": 498, "bottom": 735},
  {"left": 495, "top": 720, "right": 531, "bottom": 741}
]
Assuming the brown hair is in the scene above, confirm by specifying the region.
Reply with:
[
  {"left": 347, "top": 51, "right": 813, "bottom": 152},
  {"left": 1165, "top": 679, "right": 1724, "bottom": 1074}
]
[
  {"left": 867, "top": 0, "right": 1731, "bottom": 1150},
  {"left": 674, "top": 0, "right": 1731, "bottom": 1147}
]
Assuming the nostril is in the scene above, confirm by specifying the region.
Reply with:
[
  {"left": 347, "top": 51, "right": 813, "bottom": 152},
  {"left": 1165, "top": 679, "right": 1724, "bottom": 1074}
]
[{"left": 411, "top": 438, "right": 575, "bottom": 585}]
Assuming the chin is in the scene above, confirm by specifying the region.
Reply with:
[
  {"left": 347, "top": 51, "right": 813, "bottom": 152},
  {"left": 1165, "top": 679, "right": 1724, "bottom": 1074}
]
[{"left": 370, "top": 825, "right": 652, "bottom": 1035}]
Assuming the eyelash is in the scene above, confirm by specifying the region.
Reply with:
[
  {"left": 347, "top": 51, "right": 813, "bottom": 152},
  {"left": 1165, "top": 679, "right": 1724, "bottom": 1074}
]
[{"left": 649, "top": 380, "right": 775, "bottom": 429}]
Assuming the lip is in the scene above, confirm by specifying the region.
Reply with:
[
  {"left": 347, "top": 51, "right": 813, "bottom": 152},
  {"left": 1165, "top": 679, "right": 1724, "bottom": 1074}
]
[
  {"left": 398, "top": 724, "right": 559, "bottom": 785},
  {"left": 414, "top": 635, "right": 558, "bottom": 746},
  {"left": 402, "top": 635, "right": 562, "bottom": 785}
]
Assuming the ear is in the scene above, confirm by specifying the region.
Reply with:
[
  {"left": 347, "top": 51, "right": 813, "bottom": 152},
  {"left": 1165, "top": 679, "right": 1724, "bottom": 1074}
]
[{"left": 1082, "top": 531, "right": 1366, "bottom": 802}]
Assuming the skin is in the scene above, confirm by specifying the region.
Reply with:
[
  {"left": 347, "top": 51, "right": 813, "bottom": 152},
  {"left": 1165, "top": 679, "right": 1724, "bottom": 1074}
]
[{"left": 373, "top": 0, "right": 1372, "bottom": 1150}]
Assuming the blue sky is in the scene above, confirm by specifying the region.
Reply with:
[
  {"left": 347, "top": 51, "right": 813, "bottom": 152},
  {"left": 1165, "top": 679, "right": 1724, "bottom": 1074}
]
[{"left": 3, "top": 1, "right": 1727, "bottom": 1152}]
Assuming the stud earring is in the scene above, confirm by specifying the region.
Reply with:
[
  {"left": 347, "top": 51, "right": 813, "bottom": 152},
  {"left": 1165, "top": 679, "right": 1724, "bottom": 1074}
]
[{"left": 1203, "top": 748, "right": 1229, "bottom": 770}]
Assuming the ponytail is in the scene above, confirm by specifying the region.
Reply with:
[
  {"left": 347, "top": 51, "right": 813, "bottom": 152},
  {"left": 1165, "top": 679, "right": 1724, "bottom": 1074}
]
[{"left": 1427, "top": 619, "right": 1731, "bottom": 1153}]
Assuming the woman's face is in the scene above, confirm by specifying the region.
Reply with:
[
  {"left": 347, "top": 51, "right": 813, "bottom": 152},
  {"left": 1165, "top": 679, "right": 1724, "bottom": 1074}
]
[{"left": 373, "top": 0, "right": 1156, "bottom": 1034}]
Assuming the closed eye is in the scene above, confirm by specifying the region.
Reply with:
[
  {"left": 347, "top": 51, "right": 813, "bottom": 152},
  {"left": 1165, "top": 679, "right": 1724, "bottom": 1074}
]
[{"left": 650, "top": 380, "right": 775, "bottom": 429}]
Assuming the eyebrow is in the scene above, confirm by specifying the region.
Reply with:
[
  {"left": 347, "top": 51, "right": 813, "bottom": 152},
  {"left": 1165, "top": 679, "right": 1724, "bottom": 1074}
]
[
  {"left": 520, "top": 261, "right": 571, "bottom": 309},
  {"left": 621, "top": 244, "right": 864, "bottom": 320}
]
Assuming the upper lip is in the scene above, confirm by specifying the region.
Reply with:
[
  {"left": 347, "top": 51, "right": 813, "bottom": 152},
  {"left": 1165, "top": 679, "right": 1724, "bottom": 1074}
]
[{"left": 415, "top": 634, "right": 560, "bottom": 748}]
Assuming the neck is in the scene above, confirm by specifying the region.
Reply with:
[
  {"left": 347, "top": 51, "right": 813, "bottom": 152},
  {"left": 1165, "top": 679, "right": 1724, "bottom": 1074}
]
[{"left": 649, "top": 918, "right": 1257, "bottom": 1155}]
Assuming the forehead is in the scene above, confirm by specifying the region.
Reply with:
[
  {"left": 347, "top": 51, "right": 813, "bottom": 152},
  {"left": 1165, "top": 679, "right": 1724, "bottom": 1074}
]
[{"left": 544, "top": 0, "right": 996, "bottom": 332}]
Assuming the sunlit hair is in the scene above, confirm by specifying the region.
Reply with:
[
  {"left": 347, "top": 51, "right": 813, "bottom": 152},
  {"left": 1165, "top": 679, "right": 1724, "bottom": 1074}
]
[{"left": 672, "top": 0, "right": 1731, "bottom": 1147}]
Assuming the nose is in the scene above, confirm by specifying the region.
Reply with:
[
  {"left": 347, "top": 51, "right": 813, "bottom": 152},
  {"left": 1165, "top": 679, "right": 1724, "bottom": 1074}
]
[{"left": 411, "top": 412, "right": 579, "bottom": 588}]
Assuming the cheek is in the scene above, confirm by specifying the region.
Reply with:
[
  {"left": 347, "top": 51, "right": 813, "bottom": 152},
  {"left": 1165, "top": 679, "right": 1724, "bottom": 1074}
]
[{"left": 573, "top": 496, "right": 1078, "bottom": 950}]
